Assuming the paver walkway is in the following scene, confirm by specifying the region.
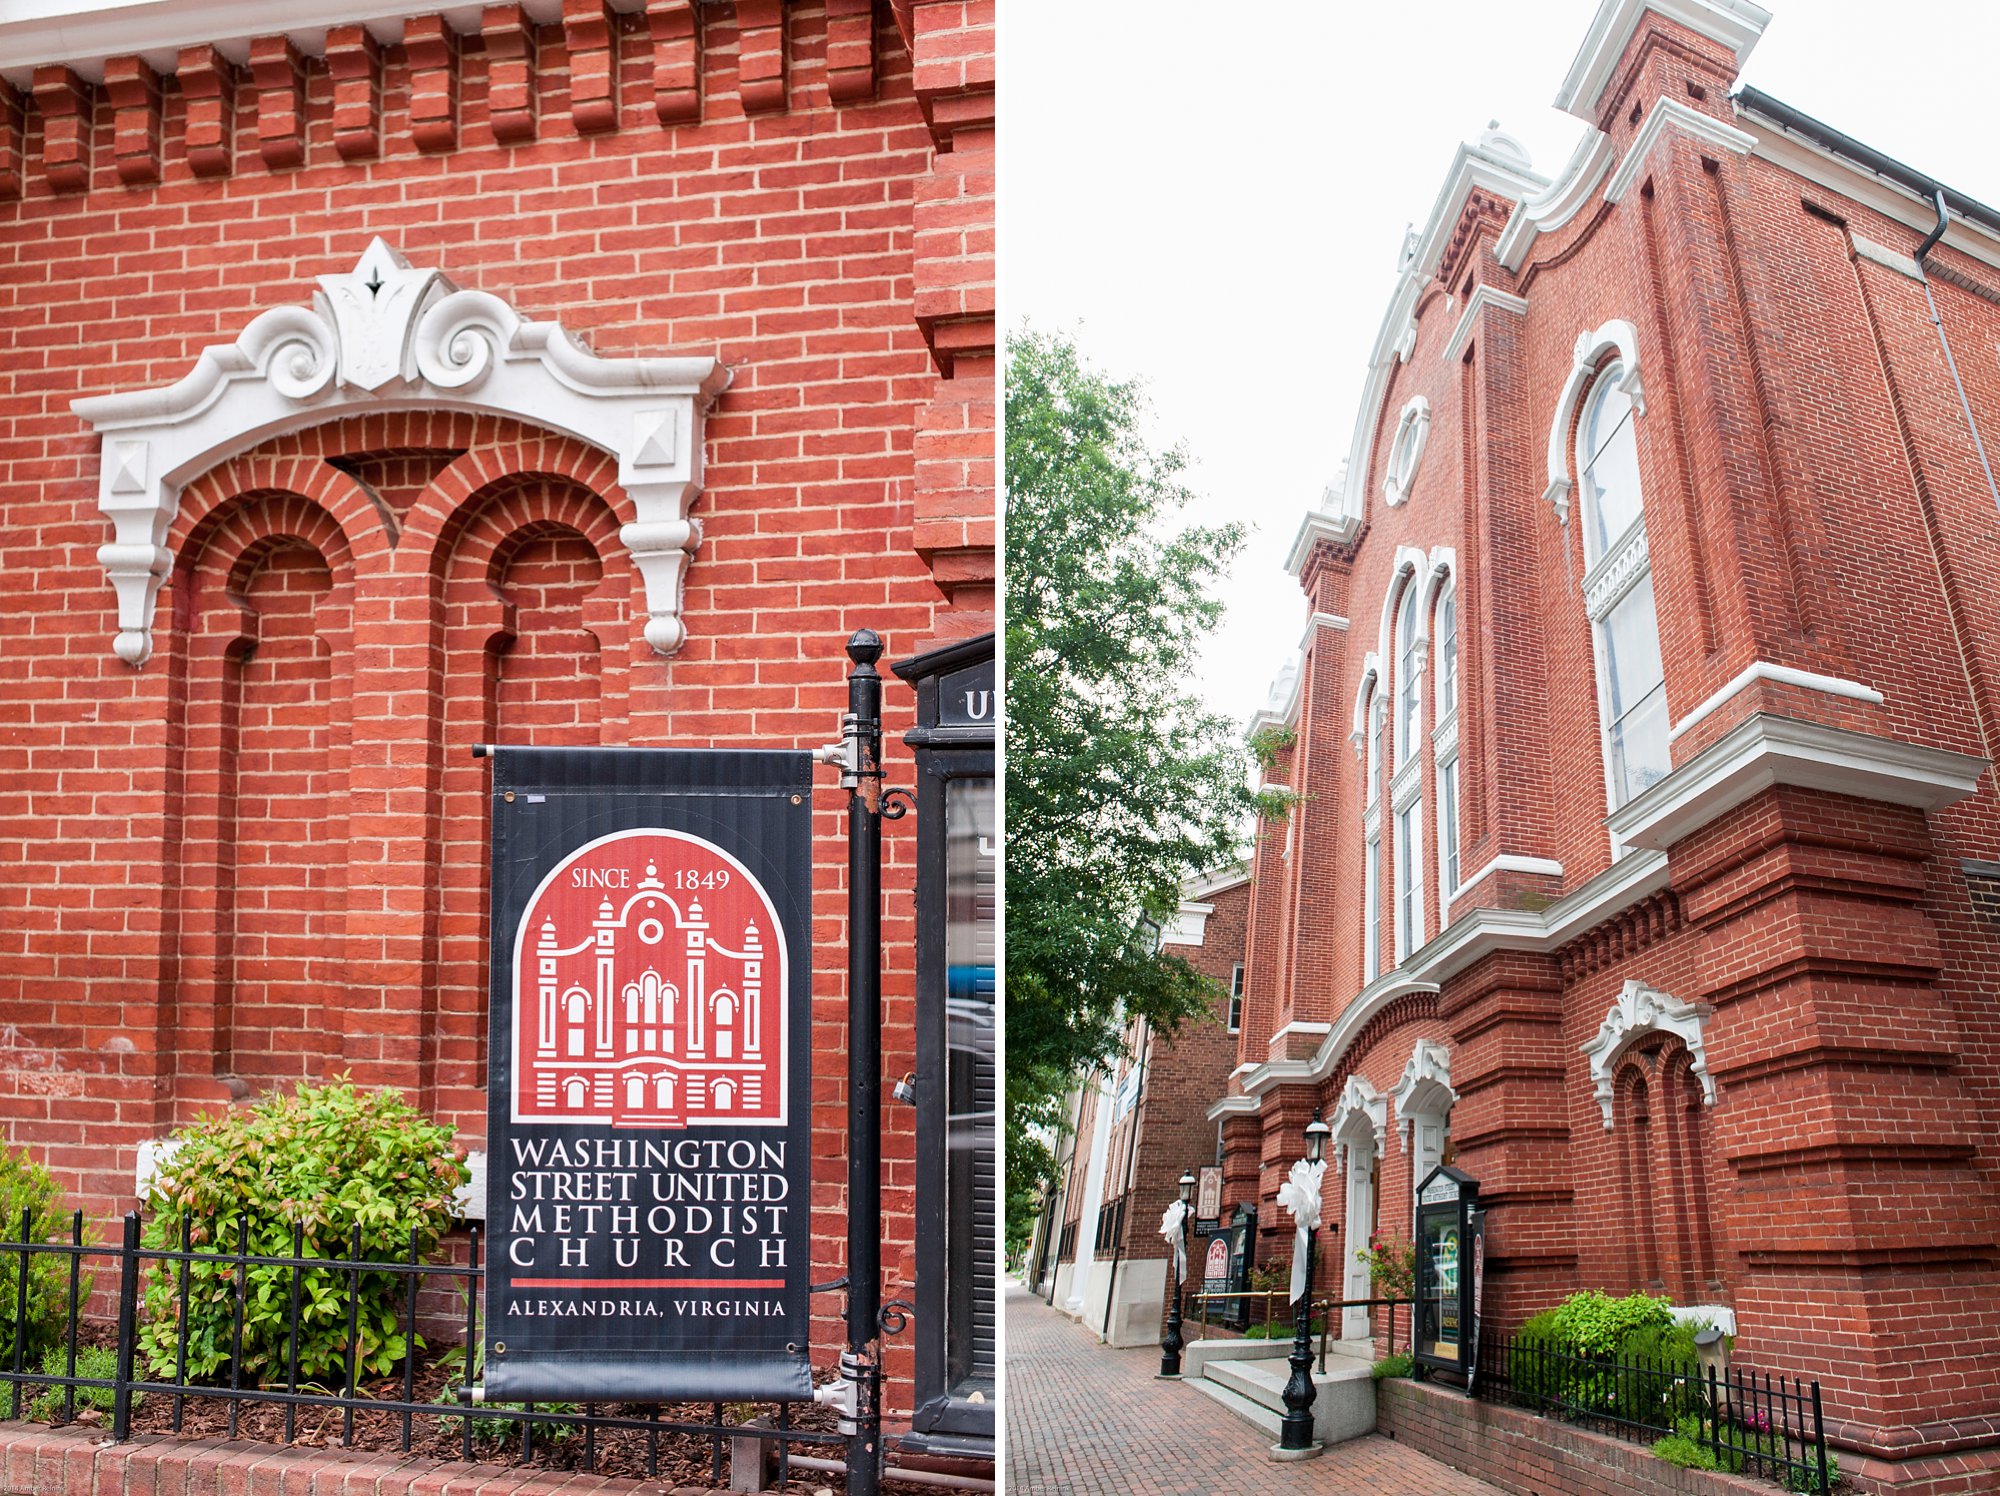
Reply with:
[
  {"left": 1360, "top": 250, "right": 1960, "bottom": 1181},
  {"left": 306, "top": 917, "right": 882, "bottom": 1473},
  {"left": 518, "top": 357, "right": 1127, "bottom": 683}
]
[{"left": 1006, "top": 1281, "right": 1506, "bottom": 1495}]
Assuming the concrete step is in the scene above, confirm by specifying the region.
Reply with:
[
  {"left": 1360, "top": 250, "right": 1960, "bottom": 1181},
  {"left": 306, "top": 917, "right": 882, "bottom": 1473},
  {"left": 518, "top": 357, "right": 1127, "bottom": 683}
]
[
  {"left": 1187, "top": 1357, "right": 1378, "bottom": 1449},
  {"left": 1181, "top": 1372, "right": 1284, "bottom": 1440}
]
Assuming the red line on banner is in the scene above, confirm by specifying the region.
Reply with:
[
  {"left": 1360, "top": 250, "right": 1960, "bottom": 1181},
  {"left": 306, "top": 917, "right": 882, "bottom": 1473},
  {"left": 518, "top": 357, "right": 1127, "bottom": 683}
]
[{"left": 511, "top": 1278, "right": 788, "bottom": 1290}]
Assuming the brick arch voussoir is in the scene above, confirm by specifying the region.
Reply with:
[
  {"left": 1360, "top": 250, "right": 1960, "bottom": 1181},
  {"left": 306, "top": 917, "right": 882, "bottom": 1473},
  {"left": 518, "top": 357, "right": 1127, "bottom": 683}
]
[
  {"left": 173, "top": 454, "right": 382, "bottom": 579},
  {"left": 403, "top": 436, "right": 631, "bottom": 581}
]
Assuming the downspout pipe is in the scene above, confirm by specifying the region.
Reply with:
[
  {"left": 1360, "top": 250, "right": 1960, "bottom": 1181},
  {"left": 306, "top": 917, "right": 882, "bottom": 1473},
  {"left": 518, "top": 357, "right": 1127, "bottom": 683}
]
[{"left": 1912, "top": 189, "right": 2000, "bottom": 527}]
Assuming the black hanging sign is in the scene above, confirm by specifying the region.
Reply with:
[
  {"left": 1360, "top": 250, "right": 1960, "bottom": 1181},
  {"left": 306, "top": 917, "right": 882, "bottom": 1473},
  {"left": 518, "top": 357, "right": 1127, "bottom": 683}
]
[{"left": 482, "top": 747, "right": 814, "bottom": 1403}]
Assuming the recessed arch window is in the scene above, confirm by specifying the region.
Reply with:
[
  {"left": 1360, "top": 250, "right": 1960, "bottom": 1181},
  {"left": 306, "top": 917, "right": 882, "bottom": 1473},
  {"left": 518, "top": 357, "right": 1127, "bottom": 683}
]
[
  {"left": 1364, "top": 832, "right": 1382, "bottom": 983},
  {"left": 1576, "top": 367, "right": 1670, "bottom": 812}
]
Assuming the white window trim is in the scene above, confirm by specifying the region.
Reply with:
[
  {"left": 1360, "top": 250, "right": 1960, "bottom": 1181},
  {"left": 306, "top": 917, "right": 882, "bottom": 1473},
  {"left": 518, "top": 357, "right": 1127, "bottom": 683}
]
[
  {"left": 1581, "top": 980, "right": 1715, "bottom": 1129},
  {"left": 1227, "top": 964, "right": 1244, "bottom": 1034},
  {"left": 1393, "top": 797, "right": 1425, "bottom": 964},
  {"left": 1544, "top": 318, "right": 1644, "bottom": 523},
  {"left": 1436, "top": 752, "right": 1461, "bottom": 917},
  {"left": 1363, "top": 832, "right": 1382, "bottom": 983},
  {"left": 72, "top": 237, "right": 729, "bottom": 665},
  {"left": 1383, "top": 395, "right": 1432, "bottom": 507}
]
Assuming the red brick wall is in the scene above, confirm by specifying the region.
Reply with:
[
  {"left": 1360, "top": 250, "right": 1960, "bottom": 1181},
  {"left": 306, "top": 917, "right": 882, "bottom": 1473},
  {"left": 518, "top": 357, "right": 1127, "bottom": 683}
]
[
  {"left": 0, "top": 0, "right": 993, "bottom": 1422},
  {"left": 1224, "top": 5, "right": 2000, "bottom": 1483}
]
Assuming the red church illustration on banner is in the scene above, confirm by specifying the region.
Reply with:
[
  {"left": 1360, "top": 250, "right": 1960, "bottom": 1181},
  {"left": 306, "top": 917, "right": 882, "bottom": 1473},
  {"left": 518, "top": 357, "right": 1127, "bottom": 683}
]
[{"left": 512, "top": 829, "right": 788, "bottom": 1128}]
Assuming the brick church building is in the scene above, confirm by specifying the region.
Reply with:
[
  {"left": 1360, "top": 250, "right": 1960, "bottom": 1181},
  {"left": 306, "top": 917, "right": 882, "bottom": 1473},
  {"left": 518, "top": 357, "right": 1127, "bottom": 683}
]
[
  {"left": 0, "top": 0, "right": 993, "bottom": 1457},
  {"left": 1213, "top": 0, "right": 2000, "bottom": 1489}
]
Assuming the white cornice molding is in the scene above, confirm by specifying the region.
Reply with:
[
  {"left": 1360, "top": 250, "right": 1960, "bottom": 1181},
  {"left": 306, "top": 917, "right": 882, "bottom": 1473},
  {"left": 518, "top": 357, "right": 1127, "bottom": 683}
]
[
  {"left": 1226, "top": 850, "right": 1670, "bottom": 1109},
  {"left": 0, "top": 0, "right": 579, "bottom": 87},
  {"left": 1205, "top": 1094, "right": 1263, "bottom": 1122},
  {"left": 1668, "top": 661, "right": 1884, "bottom": 744},
  {"left": 1440, "top": 286, "right": 1530, "bottom": 365},
  {"left": 1555, "top": 0, "right": 1770, "bottom": 123},
  {"left": 1182, "top": 863, "right": 1252, "bottom": 902},
  {"left": 1498, "top": 131, "right": 1618, "bottom": 272},
  {"left": 1284, "top": 504, "right": 1360, "bottom": 577},
  {"left": 1271, "top": 1021, "right": 1332, "bottom": 1041},
  {"left": 73, "top": 239, "right": 728, "bottom": 666},
  {"left": 1610, "top": 713, "right": 1987, "bottom": 852},
  {"left": 1605, "top": 97, "right": 1757, "bottom": 205},
  {"left": 1242, "top": 972, "right": 1440, "bottom": 1098},
  {"left": 1582, "top": 979, "right": 1715, "bottom": 1128},
  {"left": 1737, "top": 114, "right": 2000, "bottom": 279},
  {"left": 1582, "top": 522, "right": 1651, "bottom": 620},
  {"left": 1453, "top": 853, "right": 1565, "bottom": 897}
]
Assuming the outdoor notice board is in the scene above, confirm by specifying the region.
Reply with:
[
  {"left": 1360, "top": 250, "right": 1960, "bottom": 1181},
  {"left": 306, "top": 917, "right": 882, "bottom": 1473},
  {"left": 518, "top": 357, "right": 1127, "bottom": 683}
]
[{"left": 482, "top": 747, "right": 814, "bottom": 1403}]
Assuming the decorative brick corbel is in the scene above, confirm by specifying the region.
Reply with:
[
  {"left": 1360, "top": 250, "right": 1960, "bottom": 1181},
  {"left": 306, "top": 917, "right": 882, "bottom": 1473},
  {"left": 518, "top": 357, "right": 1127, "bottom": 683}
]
[
  {"left": 103, "top": 57, "right": 163, "bottom": 185},
  {"left": 177, "top": 46, "right": 237, "bottom": 177},
  {"left": 736, "top": 0, "right": 787, "bottom": 113},
  {"left": 404, "top": 16, "right": 461, "bottom": 151},
  {"left": 563, "top": 0, "right": 621, "bottom": 133},
  {"left": 31, "top": 66, "right": 92, "bottom": 193},
  {"left": 325, "top": 26, "right": 382, "bottom": 160},
  {"left": 248, "top": 36, "right": 306, "bottom": 170},
  {"left": 482, "top": 5, "right": 540, "bottom": 143},
  {"left": 825, "top": 0, "right": 876, "bottom": 103},
  {"left": 646, "top": 0, "right": 701, "bottom": 124},
  {"left": 0, "top": 79, "right": 26, "bottom": 200}
]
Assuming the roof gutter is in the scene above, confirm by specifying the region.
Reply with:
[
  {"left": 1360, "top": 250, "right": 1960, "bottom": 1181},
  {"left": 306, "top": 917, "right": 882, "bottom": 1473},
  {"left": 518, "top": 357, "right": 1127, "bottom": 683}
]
[{"left": 1733, "top": 86, "right": 2000, "bottom": 241}]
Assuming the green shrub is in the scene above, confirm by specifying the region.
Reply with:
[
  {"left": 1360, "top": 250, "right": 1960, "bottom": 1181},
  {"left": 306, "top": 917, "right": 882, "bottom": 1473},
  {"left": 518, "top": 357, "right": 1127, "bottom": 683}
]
[
  {"left": 1551, "top": 1289, "right": 1675, "bottom": 1355},
  {"left": 1371, "top": 1352, "right": 1413, "bottom": 1380},
  {"left": 29, "top": 1344, "right": 132, "bottom": 1424},
  {"left": 1652, "top": 1431, "right": 1722, "bottom": 1472},
  {"left": 0, "top": 1145, "right": 86, "bottom": 1369},
  {"left": 138, "top": 1078, "right": 467, "bottom": 1385}
]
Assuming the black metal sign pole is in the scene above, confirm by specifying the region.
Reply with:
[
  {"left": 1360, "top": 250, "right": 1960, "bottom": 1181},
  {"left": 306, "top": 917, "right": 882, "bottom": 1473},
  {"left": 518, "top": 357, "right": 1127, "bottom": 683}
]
[{"left": 838, "top": 630, "right": 885, "bottom": 1496}]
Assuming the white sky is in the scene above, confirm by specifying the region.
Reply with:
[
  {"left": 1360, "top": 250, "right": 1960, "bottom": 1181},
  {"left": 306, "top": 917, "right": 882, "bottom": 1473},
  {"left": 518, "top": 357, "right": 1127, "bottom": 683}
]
[{"left": 1001, "top": 0, "right": 2000, "bottom": 728}]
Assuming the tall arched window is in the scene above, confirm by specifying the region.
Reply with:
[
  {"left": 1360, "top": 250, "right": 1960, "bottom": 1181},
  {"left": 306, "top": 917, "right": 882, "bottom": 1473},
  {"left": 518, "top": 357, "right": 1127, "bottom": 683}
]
[
  {"left": 1578, "top": 368, "right": 1670, "bottom": 812},
  {"left": 1434, "top": 583, "right": 1457, "bottom": 721},
  {"left": 1433, "top": 580, "right": 1460, "bottom": 905},
  {"left": 1396, "top": 582, "right": 1422, "bottom": 762},
  {"left": 1368, "top": 691, "right": 1387, "bottom": 804}
]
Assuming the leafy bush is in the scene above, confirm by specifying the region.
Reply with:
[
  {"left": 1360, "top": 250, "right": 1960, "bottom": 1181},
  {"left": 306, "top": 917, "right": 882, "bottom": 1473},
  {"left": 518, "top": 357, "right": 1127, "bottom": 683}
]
[
  {"left": 1662, "top": 1413, "right": 1839, "bottom": 1492},
  {"left": 0, "top": 1144, "right": 87, "bottom": 1369},
  {"left": 29, "top": 1344, "right": 132, "bottom": 1424},
  {"left": 138, "top": 1078, "right": 467, "bottom": 1385},
  {"left": 1355, "top": 1233, "right": 1416, "bottom": 1301},
  {"left": 1372, "top": 1352, "right": 1413, "bottom": 1380},
  {"left": 1652, "top": 1431, "right": 1722, "bottom": 1472},
  {"left": 1509, "top": 1292, "right": 1707, "bottom": 1425}
]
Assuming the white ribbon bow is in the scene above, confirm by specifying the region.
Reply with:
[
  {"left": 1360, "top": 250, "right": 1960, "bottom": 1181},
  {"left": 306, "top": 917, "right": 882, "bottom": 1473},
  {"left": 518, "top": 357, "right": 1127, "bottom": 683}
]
[
  {"left": 1276, "top": 1157, "right": 1326, "bottom": 1304},
  {"left": 1159, "top": 1198, "right": 1190, "bottom": 1279}
]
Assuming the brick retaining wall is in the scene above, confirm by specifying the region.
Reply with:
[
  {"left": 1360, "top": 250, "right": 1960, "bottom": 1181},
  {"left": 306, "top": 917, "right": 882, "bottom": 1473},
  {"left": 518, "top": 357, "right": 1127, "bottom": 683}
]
[
  {"left": 0, "top": 1424, "right": 725, "bottom": 1496},
  {"left": 1376, "top": 1380, "right": 2000, "bottom": 1496}
]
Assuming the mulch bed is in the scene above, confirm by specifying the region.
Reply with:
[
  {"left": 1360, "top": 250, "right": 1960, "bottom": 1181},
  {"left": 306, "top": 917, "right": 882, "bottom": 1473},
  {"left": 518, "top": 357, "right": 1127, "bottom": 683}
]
[{"left": 20, "top": 1345, "right": 954, "bottom": 1495}]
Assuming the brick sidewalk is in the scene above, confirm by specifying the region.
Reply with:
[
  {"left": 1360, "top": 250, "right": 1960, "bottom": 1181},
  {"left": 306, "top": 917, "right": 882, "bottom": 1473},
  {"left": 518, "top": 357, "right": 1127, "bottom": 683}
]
[{"left": 1005, "top": 1282, "right": 1506, "bottom": 1496}]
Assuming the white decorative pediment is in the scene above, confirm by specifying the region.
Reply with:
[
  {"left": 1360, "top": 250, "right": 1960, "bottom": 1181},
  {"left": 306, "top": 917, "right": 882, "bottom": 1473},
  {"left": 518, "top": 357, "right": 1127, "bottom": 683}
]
[
  {"left": 1390, "top": 1038, "right": 1455, "bottom": 1150},
  {"left": 1582, "top": 979, "right": 1715, "bottom": 1130},
  {"left": 71, "top": 238, "right": 731, "bottom": 665},
  {"left": 1544, "top": 318, "right": 1643, "bottom": 524},
  {"left": 1330, "top": 1073, "right": 1386, "bottom": 1167}
]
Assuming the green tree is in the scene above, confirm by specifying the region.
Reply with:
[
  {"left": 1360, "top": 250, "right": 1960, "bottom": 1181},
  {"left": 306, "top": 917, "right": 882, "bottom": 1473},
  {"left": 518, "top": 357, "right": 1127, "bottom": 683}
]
[{"left": 1004, "top": 328, "right": 1277, "bottom": 1252}]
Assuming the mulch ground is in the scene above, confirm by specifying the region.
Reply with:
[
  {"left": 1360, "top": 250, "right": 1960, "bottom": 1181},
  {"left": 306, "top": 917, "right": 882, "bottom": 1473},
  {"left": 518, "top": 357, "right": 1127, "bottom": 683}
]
[{"left": 21, "top": 1345, "right": 953, "bottom": 1495}]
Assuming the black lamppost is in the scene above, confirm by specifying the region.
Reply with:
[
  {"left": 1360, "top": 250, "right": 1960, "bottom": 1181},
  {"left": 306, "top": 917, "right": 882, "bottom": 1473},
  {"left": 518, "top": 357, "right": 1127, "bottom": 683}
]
[
  {"left": 1159, "top": 1169, "right": 1196, "bottom": 1376},
  {"left": 1278, "top": 1110, "right": 1331, "bottom": 1453}
]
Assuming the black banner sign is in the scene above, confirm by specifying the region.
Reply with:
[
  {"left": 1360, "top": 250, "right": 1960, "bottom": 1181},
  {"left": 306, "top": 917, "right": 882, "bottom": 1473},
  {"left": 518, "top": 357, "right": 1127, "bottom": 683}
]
[{"left": 483, "top": 747, "right": 814, "bottom": 1403}]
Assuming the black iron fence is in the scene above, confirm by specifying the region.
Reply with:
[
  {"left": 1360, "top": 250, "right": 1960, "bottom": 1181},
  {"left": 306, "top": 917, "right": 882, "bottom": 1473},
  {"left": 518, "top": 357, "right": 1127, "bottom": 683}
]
[
  {"left": 1478, "top": 1331, "right": 1830, "bottom": 1494},
  {"left": 0, "top": 1211, "right": 842, "bottom": 1489}
]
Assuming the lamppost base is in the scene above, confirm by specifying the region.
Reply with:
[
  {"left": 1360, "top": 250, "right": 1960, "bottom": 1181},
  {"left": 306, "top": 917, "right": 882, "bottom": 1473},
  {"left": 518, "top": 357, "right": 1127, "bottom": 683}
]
[{"left": 1267, "top": 1440, "right": 1324, "bottom": 1462}]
